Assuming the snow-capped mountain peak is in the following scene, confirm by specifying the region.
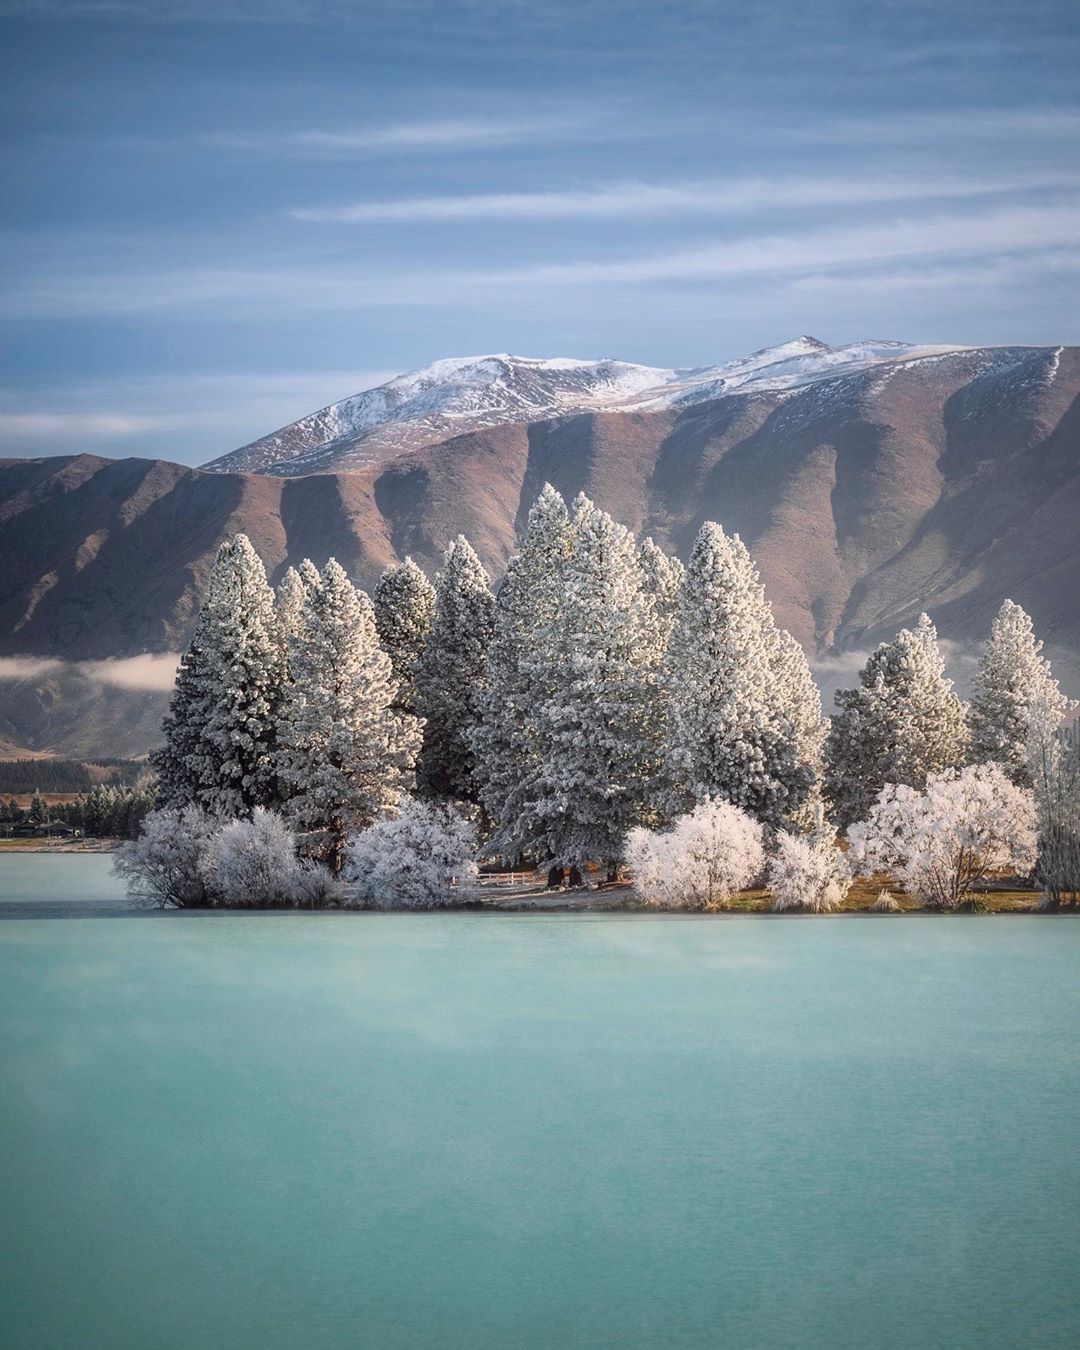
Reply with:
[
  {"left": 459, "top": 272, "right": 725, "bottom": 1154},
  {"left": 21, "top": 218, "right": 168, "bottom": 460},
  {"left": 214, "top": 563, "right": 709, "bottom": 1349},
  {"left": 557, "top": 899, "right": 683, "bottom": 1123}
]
[{"left": 203, "top": 338, "right": 967, "bottom": 477}]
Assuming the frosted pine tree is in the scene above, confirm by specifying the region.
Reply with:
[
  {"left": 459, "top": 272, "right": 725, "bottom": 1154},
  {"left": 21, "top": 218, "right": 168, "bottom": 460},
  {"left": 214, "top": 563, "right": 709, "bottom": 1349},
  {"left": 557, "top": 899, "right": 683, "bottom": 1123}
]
[
  {"left": 472, "top": 484, "right": 572, "bottom": 846},
  {"left": 825, "top": 613, "right": 968, "bottom": 828},
  {"left": 663, "top": 523, "right": 817, "bottom": 828},
  {"left": 153, "top": 534, "right": 283, "bottom": 816},
  {"left": 276, "top": 558, "right": 420, "bottom": 871},
  {"left": 968, "top": 599, "right": 1069, "bottom": 785},
  {"left": 636, "top": 536, "right": 685, "bottom": 824},
  {"left": 511, "top": 495, "right": 658, "bottom": 873},
  {"left": 152, "top": 626, "right": 211, "bottom": 809},
  {"left": 276, "top": 564, "right": 315, "bottom": 648},
  {"left": 373, "top": 557, "right": 436, "bottom": 717},
  {"left": 413, "top": 536, "right": 496, "bottom": 804},
  {"left": 773, "top": 629, "right": 827, "bottom": 826},
  {"left": 638, "top": 537, "right": 684, "bottom": 646}
]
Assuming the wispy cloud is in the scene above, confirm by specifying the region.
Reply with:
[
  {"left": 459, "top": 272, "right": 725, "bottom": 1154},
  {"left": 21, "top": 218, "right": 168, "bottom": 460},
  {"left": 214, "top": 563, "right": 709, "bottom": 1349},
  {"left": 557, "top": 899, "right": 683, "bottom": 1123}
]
[
  {"left": 0, "top": 412, "right": 163, "bottom": 438},
  {"left": 0, "top": 653, "right": 179, "bottom": 692},
  {"left": 796, "top": 106, "right": 1080, "bottom": 145},
  {"left": 207, "top": 114, "right": 588, "bottom": 157},
  {"left": 290, "top": 172, "right": 1080, "bottom": 224},
  {"left": 7, "top": 203, "right": 1079, "bottom": 319}
]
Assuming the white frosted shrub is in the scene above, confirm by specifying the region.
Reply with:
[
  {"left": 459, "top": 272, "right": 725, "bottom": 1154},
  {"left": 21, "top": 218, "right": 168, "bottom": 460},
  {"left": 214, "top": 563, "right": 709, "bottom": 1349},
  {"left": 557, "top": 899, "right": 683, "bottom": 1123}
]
[
  {"left": 847, "top": 764, "right": 1038, "bottom": 910},
  {"left": 344, "top": 799, "right": 478, "bottom": 909},
  {"left": 767, "top": 826, "right": 851, "bottom": 912},
  {"left": 203, "top": 807, "right": 340, "bottom": 908},
  {"left": 114, "top": 805, "right": 220, "bottom": 908},
  {"left": 871, "top": 888, "right": 900, "bottom": 912},
  {"left": 625, "top": 799, "right": 764, "bottom": 911}
]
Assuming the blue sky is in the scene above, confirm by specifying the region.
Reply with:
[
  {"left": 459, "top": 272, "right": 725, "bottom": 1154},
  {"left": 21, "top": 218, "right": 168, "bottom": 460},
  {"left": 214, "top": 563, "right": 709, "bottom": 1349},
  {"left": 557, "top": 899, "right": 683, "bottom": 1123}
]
[{"left": 1, "top": 0, "right": 1078, "bottom": 466}]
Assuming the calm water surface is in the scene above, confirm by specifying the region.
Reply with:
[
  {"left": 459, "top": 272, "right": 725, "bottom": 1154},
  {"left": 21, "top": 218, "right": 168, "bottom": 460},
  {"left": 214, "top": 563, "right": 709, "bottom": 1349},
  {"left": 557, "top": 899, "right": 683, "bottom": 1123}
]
[{"left": 1, "top": 855, "right": 1079, "bottom": 1349}]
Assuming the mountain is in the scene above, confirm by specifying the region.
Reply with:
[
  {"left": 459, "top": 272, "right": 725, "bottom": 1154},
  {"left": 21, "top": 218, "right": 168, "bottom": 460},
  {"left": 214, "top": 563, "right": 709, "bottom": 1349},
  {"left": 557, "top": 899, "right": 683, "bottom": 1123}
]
[
  {"left": 204, "top": 338, "right": 958, "bottom": 477},
  {"left": 2, "top": 337, "right": 1078, "bottom": 757}
]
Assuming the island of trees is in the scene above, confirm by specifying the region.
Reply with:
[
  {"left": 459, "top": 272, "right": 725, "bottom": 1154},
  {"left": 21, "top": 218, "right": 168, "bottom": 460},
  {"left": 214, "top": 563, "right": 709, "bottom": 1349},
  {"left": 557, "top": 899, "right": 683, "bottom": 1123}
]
[{"left": 116, "top": 485, "right": 1080, "bottom": 913}]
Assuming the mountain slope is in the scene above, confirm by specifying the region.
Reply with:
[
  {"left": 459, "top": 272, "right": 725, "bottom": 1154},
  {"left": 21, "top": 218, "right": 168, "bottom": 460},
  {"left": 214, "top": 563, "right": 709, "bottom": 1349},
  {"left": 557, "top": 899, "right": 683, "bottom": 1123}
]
[
  {"left": 2, "top": 339, "right": 1077, "bottom": 756},
  {"left": 204, "top": 338, "right": 959, "bottom": 477}
]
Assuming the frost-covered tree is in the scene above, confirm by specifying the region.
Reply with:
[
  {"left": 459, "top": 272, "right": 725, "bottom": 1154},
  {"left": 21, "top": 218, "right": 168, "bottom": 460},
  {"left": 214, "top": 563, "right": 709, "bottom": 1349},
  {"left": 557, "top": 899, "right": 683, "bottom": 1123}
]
[
  {"left": 825, "top": 615, "right": 968, "bottom": 829},
  {"left": 508, "top": 496, "right": 661, "bottom": 873},
  {"left": 373, "top": 557, "right": 436, "bottom": 717},
  {"left": 767, "top": 812, "right": 851, "bottom": 912},
  {"left": 203, "top": 807, "right": 339, "bottom": 908},
  {"left": 638, "top": 537, "right": 684, "bottom": 646},
  {"left": 276, "top": 562, "right": 320, "bottom": 651},
  {"left": 847, "top": 764, "right": 1037, "bottom": 910},
  {"left": 414, "top": 536, "right": 495, "bottom": 804},
  {"left": 473, "top": 485, "right": 572, "bottom": 847},
  {"left": 1026, "top": 695, "right": 1080, "bottom": 908},
  {"left": 114, "top": 804, "right": 221, "bottom": 908},
  {"left": 152, "top": 534, "right": 283, "bottom": 816},
  {"left": 663, "top": 523, "right": 820, "bottom": 829},
  {"left": 343, "top": 799, "right": 478, "bottom": 908},
  {"left": 773, "top": 630, "right": 828, "bottom": 827},
  {"left": 968, "top": 600, "right": 1069, "bottom": 785},
  {"left": 625, "top": 799, "right": 764, "bottom": 910},
  {"left": 277, "top": 558, "right": 420, "bottom": 872}
]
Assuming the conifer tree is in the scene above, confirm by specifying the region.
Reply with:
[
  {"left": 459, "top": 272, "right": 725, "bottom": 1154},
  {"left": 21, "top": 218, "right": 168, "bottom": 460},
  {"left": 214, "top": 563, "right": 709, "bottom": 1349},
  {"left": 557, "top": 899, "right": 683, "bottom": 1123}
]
[
  {"left": 638, "top": 537, "right": 684, "bottom": 646},
  {"left": 413, "top": 536, "right": 496, "bottom": 804},
  {"left": 153, "top": 534, "right": 283, "bottom": 816},
  {"left": 373, "top": 557, "right": 436, "bottom": 717},
  {"left": 663, "top": 523, "right": 819, "bottom": 828},
  {"left": 968, "top": 599, "right": 1069, "bottom": 785},
  {"left": 508, "top": 495, "right": 659, "bottom": 873},
  {"left": 825, "top": 613, "right": 968, "bottom": 828},
  {"left": 472, "top": 484, "right": 572, "bottom": 845},
  {"left": 277, "top": 558, "right": 420, "bottom": 871}
]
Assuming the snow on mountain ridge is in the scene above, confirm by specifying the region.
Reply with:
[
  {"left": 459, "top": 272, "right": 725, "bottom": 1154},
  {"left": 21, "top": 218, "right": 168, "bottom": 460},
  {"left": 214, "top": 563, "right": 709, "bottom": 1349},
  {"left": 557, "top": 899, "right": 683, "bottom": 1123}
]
[{"left": 203, "top": 339, "right": 971, "bottom": 477}]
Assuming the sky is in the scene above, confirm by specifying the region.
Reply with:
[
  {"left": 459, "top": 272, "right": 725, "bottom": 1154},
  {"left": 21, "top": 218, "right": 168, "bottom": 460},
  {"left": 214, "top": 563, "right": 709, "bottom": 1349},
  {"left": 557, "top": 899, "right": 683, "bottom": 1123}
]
[{"left": 1, "top": 0, "right": 1078, "bottom": 466}]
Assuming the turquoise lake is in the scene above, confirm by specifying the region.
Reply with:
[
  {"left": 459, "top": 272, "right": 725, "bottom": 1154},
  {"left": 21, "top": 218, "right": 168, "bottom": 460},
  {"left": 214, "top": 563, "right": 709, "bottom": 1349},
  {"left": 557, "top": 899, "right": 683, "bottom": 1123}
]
[{"left": 1, "top": 855, "right": 1079, "bottom": 1349}]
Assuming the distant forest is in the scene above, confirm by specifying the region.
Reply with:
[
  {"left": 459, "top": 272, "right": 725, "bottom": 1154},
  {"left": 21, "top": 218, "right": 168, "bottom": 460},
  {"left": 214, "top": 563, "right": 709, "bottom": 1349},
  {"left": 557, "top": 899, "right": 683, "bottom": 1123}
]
[{"left": 0, "top": 759, "right": 144, "bottom": 794}]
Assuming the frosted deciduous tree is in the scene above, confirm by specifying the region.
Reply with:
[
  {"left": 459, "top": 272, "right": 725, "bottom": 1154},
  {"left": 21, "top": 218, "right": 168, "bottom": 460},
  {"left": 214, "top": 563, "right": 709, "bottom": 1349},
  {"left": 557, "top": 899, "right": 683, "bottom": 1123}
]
[
  {"left": 203, "top": 807, "right": 340, "bottom": 907},
  {"left": 152, "top": 534, "right": 284, "bottom": 816},
  {"left": 625, "top": 799, "right": 764, "bottom": 910},
  {"left": 373, "top": 557, "right": 436, "bottom": 717},
  {"left": 473, "top": 484, "right": 571, "bottom": 848},
  {"left": 414, "top": 536, "right": 495, "bottom": 804},
  {"left": 663, "top": 523, "right": 820, "bottom": 829},
  {"left": 511, "top": 496, "right": 660, "bottom": 872},
  {"left": 344, "top": 799, "right": 479, "bottom": 908},
  {"left": 846, "top": 764, "right": 1037, "bottom": 910},
  {"left": 277, "top": 558, "right": 420, "bottom": 872},
  {"left": 969, "top": 599, "right": 1069, "bottom": 785},
  {"left": 767, "top": 812, "right": 851, "bottom": 912},
  {"left": 825, "top": 615, "right": 968, "bottom": 829},
  {"left": 114, "top": 805, "right": 221, "bottom": 908}
]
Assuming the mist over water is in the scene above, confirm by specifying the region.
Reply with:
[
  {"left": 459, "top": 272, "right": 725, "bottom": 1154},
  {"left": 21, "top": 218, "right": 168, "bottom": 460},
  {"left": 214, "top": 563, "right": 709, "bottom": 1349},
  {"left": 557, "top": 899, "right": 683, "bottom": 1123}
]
[{"left": 2, "top": 860, "right": 1079, "bottom": 1348}]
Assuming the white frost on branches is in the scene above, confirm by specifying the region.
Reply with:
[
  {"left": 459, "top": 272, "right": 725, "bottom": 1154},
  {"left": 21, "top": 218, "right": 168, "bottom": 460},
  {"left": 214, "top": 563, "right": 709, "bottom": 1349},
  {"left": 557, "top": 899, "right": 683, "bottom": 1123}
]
[
  {"left": 115, "top": 805, "right": 340, "bottom": 907},
  {"left": 663, "top": 522, "right": 822, "bottom": 829},
  {"left": 826, "top": 614, "right": 968, "bottom": 828},
  {"left": 1026, "top": 693, "right": 1080, "bottom": 907},
  {"left": 415, "top": 536, "right": 496, "bottom": 804},
  {"left": 203, "top": 807, "right": 340, "bottom": 907},
  {"left": 114, "top": 805, "right": 221, "bottom": 908},
  {"left": 277, "top": 557, "right": 420, "bottom": 871},
  {"left": 625, "top": 799, "right": 764, "bottom": 910},
  {"left": 153, "top": 534, "right": 284, "bottom": 816},
  {"left": 473, "top": 484, "right": 572, "bottom": 849},
  {"left": 373, "top": 556, "right": 436, "bottom": 717},
  {"left": 969, "top": 599, "right": 1070, "bottom": 785},
  {"left": 768, "top": 818, "right": 852, "bottom": 912},
  {"left": 344, "top": 799, "right": 478, "bottom": 908},
  {"left": 846, "top": 763, "right": 1037, "bottom": 910}
]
